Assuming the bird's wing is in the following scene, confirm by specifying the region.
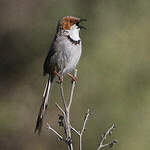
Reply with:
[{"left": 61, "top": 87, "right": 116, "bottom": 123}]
[{"left": 43, "top": 36, "right": 57, "bottom": 75}]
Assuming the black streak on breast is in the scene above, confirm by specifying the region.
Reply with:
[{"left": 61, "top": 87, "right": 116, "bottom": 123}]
[{"left": 67, "top": 35, "right": 81, "bottom": 45}]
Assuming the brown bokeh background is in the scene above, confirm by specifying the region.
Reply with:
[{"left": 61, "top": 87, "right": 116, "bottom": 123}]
[{"left": 1, "top": 0, "right": 150, "bottom": 150}]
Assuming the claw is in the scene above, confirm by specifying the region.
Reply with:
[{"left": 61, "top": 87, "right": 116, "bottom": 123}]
[
  {"left": 56, "top": 76, "right": 64, "bottom": 84},
  {"left": 53, "top": 71, "right": 63, "bottom": 84}
]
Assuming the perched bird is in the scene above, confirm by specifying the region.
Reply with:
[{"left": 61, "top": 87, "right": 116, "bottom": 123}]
[{"left": 34, "top": 16, "right": 86, "bottom": 134}]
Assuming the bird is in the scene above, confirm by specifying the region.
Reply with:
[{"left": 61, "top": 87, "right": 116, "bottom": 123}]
[{"left": 34, "top": 16, "right": 86, "bottom": 135}]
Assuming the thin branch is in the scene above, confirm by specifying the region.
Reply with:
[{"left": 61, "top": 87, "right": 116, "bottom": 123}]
[
  {"left": 60, "top": 83, "right": 72, "bottom": 150},
  {"left": 47, "top": 123, "right": 63, "bottom": 141},
  {"left": 59, "top": 70, "right": 78, "bottom": 150},
  {"left": 80, "top": 109, "right": 90, "bottom": 150},
  {"left": 97, "top": 124, "right": 118, "bottom": 150},
  {"left": 60, "top": 83, "right": 68, "bottom": 113},
  {"left": 80, "top": 109, "right": 90, "bottom": 135},
  {"left": 99, "top": 143, "right": 109, "bottom": 149},
  {"left": 99, "top": 124, "right": 115, "bottom": 148},
  {"left": 68, "top": 69, "right": 77, "bottom": 111},
  {"left": 45, "top": 68, "right": 118, "bottom": 150},
  {"left": 55, "top": 102, "right": 65, "bottom": 116},
  {"left": 71, "top": 126, "right": 80, "bottom": 136}
]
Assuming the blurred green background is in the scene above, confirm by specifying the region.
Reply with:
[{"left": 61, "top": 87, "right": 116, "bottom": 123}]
[{"left": 1, "top": 0, "right": 150, "bottom": 149}]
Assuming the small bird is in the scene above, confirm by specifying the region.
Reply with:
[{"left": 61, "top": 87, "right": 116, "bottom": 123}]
[{"left": 35, "top": 16, "right": 86, "bottom": 134}]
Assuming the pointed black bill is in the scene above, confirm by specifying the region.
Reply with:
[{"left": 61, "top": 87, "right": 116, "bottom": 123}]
[
  {"left": 79, "top": 25, "right": 87, "bottom": 30},
  {"left": 77, "top": 18, "right": 87, "bottom": 30},
  {"left": 79, "top": 18, "right": 87, "bottom": 22}
]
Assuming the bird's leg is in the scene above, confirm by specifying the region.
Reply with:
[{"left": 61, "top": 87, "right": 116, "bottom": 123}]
[
  {"left": 67, "top": 73, "right": 77, "bottom": 82},
  {"left": 53, "top": 71, "right": 63, "bottom": 83}
]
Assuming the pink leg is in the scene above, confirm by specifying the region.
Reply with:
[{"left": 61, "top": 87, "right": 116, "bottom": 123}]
[
  {"left": 67, "top": 73, "right": 77, "bottom": 82},
  {"left": 53, "top": 71, "right": 63, "bottom": 83}
]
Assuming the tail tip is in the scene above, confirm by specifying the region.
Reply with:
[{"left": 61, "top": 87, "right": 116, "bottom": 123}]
[{"left": 34, "top": 116, "right": 43, "bottom": 135}]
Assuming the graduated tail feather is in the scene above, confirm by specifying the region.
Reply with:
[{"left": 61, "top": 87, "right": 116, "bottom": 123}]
[{"left": 34, "top": 76, "right": 53, "bottom": 135}]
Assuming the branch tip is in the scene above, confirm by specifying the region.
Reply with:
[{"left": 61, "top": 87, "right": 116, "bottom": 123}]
[{"left": 97, "top": 124, "right": 118, "bottom": 150}]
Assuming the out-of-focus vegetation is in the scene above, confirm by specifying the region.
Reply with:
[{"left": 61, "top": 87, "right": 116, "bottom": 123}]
[{"left": 1, "top": 0, "right": 150, "bottom": 150}]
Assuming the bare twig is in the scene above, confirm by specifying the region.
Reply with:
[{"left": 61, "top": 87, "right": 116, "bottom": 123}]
[
  {"left": 55, "top": 102, "right": 65, "bottom": 116},
  {"left": 68, "top": 69, "right": 77, "bottom": 111},
  {"left": 46, "top": 68, "right": 118, "bottom": 150},
  {"left": 59, "top": 70, "right": 78, "bottom": 150},
  {"left": 60, "top": 83, "right": 68, "bottom": 113},
  {"left": 71, "top": 126, "right": 80, "bottom": 136},
  {"left": 80, "top": 109, "right": 90, "bottom": 135},
  {"left": 70, "top": 109, "right": 91, "bottom": 150},
  {"left": 60, "top": 83, "right": 73, "bottom": 150},
  {"left": 47, "top": 123, "right": 63, "bottom": 141},
  {"left": 97, "top": 124, "right": 118, "bottom": 150},
  {"left": 79, "top": 109, "right": 90, "bottom": 150}
]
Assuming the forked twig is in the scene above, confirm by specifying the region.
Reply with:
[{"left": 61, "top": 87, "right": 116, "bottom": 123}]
[
  {"left": 59, "top": 69, "right": 78, "bottom": 150},
  {"left": 46, "top": 69, "right": 118, "bottom": 150},
  {"left": 97, "top": 124, "right": 118, "bottom": 150},
  {"left": 79, "top": 109, "right": 90, "bottom": 150},
  {"left": 71, "top": 126, "right": 80, "bottom": 136}
]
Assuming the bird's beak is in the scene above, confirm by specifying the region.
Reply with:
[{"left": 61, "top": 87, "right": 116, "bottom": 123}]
[
  {"left": 80, "top": 18, "right": 87, "bottom": 22},
  {"left": 77, "top": 18, "right": 87, "bottom": 30}
]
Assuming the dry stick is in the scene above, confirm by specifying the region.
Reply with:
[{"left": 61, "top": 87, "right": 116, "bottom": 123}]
[
  {"left": 79, "top": 109, "right": 90, "bottom": 150},
  {"left": 59, "top": 69, "right": 78, "bottom": 150},
  {"left": 60, "top": 82, "right": 72, "bottom": 150},
  {"left": 47, "top": 69, "right": 118, "bottom": 150},
  {"left": 47, "top": 123, "right": 63, "bottom": 141},
  {"left": 47, "top": 103, "right": 66, "bottom": 143},
  {"left": 71, "top": 126, "right": 80, "bottom": 136},
  {"left": 55, "top": 102, "right": 65, "bottom": 116},
  {"left": 69, "top": 109, "right": 90, "bottom": 150},
  {"left": 60, "top": 83, "right": 68, "bottom": 112},
  {"left": 68, "top": 69, "right": 77, "bottom": 111},
  {"left": 70, "top": 109, "right": 90, "bottom": 150},
  {"left": 97, "top": 124, "right": 118, "bottom": 150}
]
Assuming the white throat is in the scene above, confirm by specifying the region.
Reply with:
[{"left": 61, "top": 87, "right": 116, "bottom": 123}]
[{"left": 67, "top": 24, "right": 80, "bottom": 41}]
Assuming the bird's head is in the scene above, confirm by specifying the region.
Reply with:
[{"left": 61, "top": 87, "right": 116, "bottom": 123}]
[{"left": 57, "top": 16, "right": 87, "bottom": 41}]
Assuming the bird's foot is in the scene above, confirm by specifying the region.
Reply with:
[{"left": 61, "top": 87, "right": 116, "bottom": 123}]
[
  {"left": 53, "top": 71, "right": 64, "bottom": 84},
  {"left": 67, "top": 73, "right": 77, "bottom": 83},
  {"left": 56, "top": 76, "right": 64, "bottom": 84}
]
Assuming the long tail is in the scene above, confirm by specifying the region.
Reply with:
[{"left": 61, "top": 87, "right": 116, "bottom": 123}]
[{"left": 34, "top": 76, "right": 53, "bottom": 135}]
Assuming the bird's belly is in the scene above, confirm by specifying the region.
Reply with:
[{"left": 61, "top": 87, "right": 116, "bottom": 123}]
[
  {"left": 55, "top": 37, "right": 82, "bottom": 75},
  {"left": 62, "top": 45, "right": 81, "bottom": 74}
]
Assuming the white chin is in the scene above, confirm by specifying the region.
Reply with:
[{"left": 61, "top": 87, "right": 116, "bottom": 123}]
[{"left": 69, "top": 25, "right": 80, "bottom": 41}]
